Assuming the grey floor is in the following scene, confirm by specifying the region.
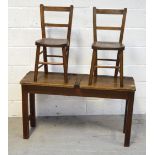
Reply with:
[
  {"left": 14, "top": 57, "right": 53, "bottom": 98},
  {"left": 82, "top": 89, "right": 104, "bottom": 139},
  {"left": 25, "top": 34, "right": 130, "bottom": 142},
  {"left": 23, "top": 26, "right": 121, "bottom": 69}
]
[{"left": 9, "top": 115, "right": 145, "bottom": 155}]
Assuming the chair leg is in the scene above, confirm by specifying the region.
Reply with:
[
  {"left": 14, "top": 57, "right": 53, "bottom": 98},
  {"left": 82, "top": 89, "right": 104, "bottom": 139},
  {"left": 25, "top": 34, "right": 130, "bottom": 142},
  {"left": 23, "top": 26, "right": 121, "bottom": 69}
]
[
  {"left": 43, "top": 46, "right": 48, "bottom": 74},
  {"left": 34, "top": 45, "right": 40, "bottom": 81},
  {"left": 66, "top": 46, "right": 69, "bottom": 73},
  {"left": 89, "top": 50, "right": 97, "bottom": 85},
  {"left": 29, "top": 93, "right": 36, "bottom": 127},
  {"left": 120, "top": 50, "right": 123, "bottom": 87},
  {"left": 124, "top": 92, "right": 135, "bottom": 147},
  {"left": 22, "top": 86, "right": 29, "bottom": 139},
  {"left": 62, "top": 47, "right": 68, "bottom": 83},
  {"left": 94, "top": 50, "right": 97, "bottom": 78},
  {"left": 123, "top": 98, "right": 128, "bottom": 133},
  {"left": 114, "top": 50, "right": 120, "bottom": 78}
]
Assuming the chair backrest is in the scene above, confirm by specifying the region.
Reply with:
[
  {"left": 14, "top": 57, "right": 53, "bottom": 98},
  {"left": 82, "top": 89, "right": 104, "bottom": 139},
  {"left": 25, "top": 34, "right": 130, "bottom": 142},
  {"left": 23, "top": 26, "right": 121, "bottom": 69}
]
[
  {"left": 93, "top": 7, "right": 127, "bottom": 43},
  {"left": 40, "top": 4, "right": 73, "bottom": 44}
]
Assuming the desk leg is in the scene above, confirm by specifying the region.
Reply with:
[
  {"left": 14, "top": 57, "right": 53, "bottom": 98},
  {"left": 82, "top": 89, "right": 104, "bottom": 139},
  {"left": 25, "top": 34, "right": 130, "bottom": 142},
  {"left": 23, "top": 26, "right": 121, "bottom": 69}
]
[
  {"left": 30, "top": 93, "right": 36, "bottom": 127},
  {"left": 124, "top": 92, "right": 135, "bottom": 147},
  {"left": 123, "top": 98, "right": 128, "bottom": 133},
  {"left": 22, "top": 86, "right": 29, "bottom": 139}
]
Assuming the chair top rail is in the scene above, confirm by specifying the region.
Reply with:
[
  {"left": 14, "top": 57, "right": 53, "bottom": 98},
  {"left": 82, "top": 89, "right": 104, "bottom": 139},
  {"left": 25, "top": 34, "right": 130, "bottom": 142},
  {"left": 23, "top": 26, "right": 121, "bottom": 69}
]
[
  {"left": 96, "top": 8, "right": 127, "bottom": 15},
  {"left": 42, "top": 4, "right": 73, "bottom": 12}
]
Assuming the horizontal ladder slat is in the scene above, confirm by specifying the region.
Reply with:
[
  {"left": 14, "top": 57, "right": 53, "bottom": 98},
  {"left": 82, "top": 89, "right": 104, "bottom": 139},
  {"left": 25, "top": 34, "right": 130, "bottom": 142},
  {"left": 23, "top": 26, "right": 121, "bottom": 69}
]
[
  {"left": 47, "top": 54, "right": 63, "bottom": 58},
  {"left": 96, "top": 9, "right": 124, "bottom": 14},
  {"left": 95, "top": 66, "right": 119, "bottom": 69},
  {"left": 45, "top": 23, "right": 68, "bottom": 27},
  {"left": 97, "top": 58, "right": 117, "bottom": 61},
  {"left": 96, "top": 26, "right": 121, "bottom": 30},
  {"left": 44, "top": 6, "right": 71, "bottom": 12},
  {"left": 39, "top": 62, "right": 63, "bottom": 65}
]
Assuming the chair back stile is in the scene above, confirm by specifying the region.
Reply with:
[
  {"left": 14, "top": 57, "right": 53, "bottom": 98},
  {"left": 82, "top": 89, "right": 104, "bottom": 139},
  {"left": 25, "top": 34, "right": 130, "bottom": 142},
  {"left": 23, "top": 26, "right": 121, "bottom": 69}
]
[
  {"left": 93, "top": 7, "right": 127, "bottom": 44},
  {"left": 40, "top": 4, "right": 74, "bottom": 45},
  {"left": 119, "top": 8, "right": 127, "bottom": 43},
  {"left": 93, "top": 7, "right": 97, "bottom": 42}
]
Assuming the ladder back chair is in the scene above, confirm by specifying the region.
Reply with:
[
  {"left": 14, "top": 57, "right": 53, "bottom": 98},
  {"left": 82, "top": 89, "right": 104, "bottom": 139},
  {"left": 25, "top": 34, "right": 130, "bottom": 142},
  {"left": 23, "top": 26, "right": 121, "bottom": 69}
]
[
  {"left": 89, "top": 7, "right": 127, "bottom": 87},
  {"left": 34, "top": 4, "right": 74, "bottom": 83}
]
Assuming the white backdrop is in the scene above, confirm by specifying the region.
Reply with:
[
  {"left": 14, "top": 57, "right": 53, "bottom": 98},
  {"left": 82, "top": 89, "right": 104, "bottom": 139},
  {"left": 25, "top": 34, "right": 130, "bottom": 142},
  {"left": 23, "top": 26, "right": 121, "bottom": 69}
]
[{"left": 8, "top": 0, "right": 146, "bottom": 117}]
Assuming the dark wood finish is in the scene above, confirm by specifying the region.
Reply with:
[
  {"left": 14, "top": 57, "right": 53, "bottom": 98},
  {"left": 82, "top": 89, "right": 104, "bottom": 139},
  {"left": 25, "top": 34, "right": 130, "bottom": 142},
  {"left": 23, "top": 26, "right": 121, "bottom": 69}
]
[
  {"left": 93, "top": 7, "right": 97, "bottom": 42},
  {"left": 119, "top": 8, "right": 127, "bottom": 43},
  {"left": 43, "top": 47, "right": 48, "bottom": 73},
  {"left": 67, "top": 6, "right": 73, "bottom": 44},
  {"left": 89, "top": 50, "right": 96, "bottom": 84},
  {"left": 40, "top": 4, "right": 46, "bottom": 38},
  {"left": 21, "top": 71, "right": 136, "bottom": 147},
  {"left": 114, "top": 50, "right": 121, "bottom": 77},
  {"left": 89, "top": 7, "right": 127, "bottom": 87},
  {"left": 34, "top": 4, "right": 74, "bottom": 83},
  {"left": 22, "top": 86, "right": 29, "bottom": 139},
  {"left": 123, "top": 98, "right": 128, "bottom": 133},
  {"left": 120, "top": 50, "right": 124, "bottom": 87},
  {"left": 62, "top": 47, "right": 68, "bottom": 83},
  {"left": 29, "top": 93, "right": 36, "bottom": 127},
  {"left": 94, "top": 49, "right": 97, "bottom": 78},
  {"left": 124, "top": 92, "right": 135, "bottom": 147},
  {"left": 34, "top": 46, "right": 40, "bottom": 81}
]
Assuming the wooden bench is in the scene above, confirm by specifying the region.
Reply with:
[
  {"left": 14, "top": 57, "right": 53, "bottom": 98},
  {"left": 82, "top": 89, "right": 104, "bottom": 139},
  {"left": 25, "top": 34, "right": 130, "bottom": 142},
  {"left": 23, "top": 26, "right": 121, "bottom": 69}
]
[{"left": 20, "top": 71, "right": 136, "bottom": 147}]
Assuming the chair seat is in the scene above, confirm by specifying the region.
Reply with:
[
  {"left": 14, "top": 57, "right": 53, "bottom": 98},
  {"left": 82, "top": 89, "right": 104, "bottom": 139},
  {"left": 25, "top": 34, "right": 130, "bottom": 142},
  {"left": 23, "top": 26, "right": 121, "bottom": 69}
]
[
  {"left": 35, "top": 38, "right": 69, "bottom": 47},
  {"left": 92, "top": 41, "right": 125, "bottom": 50}
]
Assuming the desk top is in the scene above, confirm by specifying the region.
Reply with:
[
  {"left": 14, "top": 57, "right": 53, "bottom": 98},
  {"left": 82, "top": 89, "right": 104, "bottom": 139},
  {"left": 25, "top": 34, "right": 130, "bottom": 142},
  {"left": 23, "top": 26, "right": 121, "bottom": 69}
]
[{"left": 20, "top": 71, "right": 136, "bottom": 91}]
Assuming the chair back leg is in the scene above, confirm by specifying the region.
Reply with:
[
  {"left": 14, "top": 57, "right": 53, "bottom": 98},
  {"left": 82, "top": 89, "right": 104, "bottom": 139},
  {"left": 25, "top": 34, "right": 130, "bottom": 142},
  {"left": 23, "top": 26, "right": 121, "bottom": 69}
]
[
  {"left": 66, "top": 46, "right": 69, "bottom": 73},
  {"left": 43, "top": 46, "right": 48, "bottom": 74},
  {"left": 114, "top": 50, "right": 121, "bottom": 78},
  {"left": 62, "top": 47, "right": 68, "bottom": 83},
  {"left": 89, "top": 50, "right": 97, "bottom": 85},
  {"left": 34, "top": 45, "right": 40, "bottom": 81},
  {"left": 94, "top": 50, "right": 98, "bottom": 78},
  {"left": 120, "top": 50, "right": 124, "bottom": 87}
]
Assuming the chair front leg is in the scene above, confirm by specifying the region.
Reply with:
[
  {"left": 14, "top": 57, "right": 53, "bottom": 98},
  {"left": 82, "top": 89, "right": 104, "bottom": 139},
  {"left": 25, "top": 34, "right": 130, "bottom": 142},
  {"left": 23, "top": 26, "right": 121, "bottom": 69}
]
[
  {"left": 22, "top": 86, "right": 29, "bottom": 139},
  {"left": 43, "top": 46, "right": 48, "bottom": 74},
  {"left": 29, "top": 93, "right": 36, "bottom": 127}
]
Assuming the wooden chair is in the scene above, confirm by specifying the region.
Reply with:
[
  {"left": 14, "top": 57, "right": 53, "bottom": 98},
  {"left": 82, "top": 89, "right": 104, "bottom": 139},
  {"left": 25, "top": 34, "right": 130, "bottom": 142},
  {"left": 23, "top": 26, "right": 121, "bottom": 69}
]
[
  {"left": 34, "top": 4, "right": 74, "bottom": 83},
  {"left": 89, "top": 7, "right": 127, "bottom": 87}
]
